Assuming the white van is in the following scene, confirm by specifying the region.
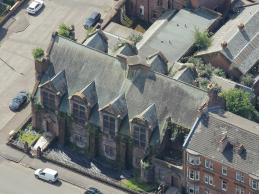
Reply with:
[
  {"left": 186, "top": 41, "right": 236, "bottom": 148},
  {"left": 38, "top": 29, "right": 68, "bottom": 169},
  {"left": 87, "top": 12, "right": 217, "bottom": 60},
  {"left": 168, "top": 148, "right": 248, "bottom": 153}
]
[{"left": 34, "top": 168, "right": 58, "bottom": 183}]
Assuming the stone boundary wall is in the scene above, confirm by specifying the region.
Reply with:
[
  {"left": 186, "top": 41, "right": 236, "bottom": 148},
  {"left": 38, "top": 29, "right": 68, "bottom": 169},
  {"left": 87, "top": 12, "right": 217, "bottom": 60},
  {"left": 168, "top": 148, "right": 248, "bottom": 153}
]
[{"left": 0, "top": 0, "right": 28, "bottom": 27}]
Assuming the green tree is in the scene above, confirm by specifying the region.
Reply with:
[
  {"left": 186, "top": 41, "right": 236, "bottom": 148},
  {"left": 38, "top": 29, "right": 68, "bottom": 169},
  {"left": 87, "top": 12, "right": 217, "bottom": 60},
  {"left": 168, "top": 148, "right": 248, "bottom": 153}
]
[
  {"left": 213, "top": 68, "right": 226, "bottom": 78},
  {"left": 241, "top": 74, "right": 254, "bottom": 87},
  {"left": 194, "top": 28, "right": 212, "bottom": 50},
  {"left": 32, "top": 48, "right": 44, "bottom": 60},
  {"left": 220, "top": 88, "right": 259, "bottom": 122}
]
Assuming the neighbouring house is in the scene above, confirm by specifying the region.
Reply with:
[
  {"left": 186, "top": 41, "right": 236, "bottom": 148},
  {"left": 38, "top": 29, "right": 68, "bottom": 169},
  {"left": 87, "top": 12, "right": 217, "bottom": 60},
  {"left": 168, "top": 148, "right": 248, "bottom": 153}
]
[
  {"left": 137, "top": 8, "right": 220, "bottom": 64},
  {"left": 195, "top": 4, "right": 259, "bottom": 79},
  {"left": 126, "top": 0, "right": 228, "bottom": 23},
  {"left": 183, "top": 110, "right": 259, "bottom": 194},
  {"left": 31, "top": 33, "right": 227, "bottom": 191}
]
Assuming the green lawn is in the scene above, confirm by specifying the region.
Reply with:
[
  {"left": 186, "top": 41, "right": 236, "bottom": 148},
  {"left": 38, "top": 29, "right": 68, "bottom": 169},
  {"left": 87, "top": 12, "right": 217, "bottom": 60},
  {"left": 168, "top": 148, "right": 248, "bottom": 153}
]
[
  {"left": 18, "top": 131, "right": 40, "bottom": 146},
  {"left": 121, "top": 178, "right": 156, "bottom": 193}
]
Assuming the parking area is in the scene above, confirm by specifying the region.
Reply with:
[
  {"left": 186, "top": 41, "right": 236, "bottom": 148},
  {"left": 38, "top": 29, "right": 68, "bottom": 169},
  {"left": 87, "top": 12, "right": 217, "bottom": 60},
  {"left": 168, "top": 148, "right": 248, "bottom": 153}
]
[{"left": 0, "top": 0, "right": 114, "bottom": 129}]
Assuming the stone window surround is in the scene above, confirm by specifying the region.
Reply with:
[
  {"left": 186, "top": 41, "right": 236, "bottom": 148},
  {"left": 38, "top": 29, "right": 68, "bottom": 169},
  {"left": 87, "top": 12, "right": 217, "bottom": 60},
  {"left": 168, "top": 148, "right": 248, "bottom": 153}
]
[
  {"left": 130, "top": 122, "right": 150, "bottom": 149},
  {"left": 100, "top": 112, "right": 119, "bottom": 137},
  {"left": 132, "top": 124, "right": 147, "bottom": 148},
  {"left": 221, "top": 179, "right": 227, "bottom": 191},
  {"left": 71, "top": 101, "right": 87, "bottom": 125},
  {"left": 187, "top": 167, "right": 200, "bottom": 181},
  {"left": 69, "top": 96, "right": 90, "bottom": 124},
  {"left": 187, "top": 183, "right": 199, "bottom": 194},
  {"left": 187, "top": 152, "right": 201, "bottom": 166},
  {"left": 103, "top": 143, "right": 116, "bottom": 160},
  {"left": 40, "top": 87, "right": 57, "bottom": 111}
]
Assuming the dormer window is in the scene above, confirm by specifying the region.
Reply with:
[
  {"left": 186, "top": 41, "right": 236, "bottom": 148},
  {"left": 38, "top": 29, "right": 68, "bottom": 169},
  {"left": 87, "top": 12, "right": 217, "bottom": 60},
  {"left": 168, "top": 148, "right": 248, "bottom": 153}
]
[
  {"left": 72, "top": 102, "right": 86, "bottom": 124},
  {"left": 42, "top": 90, "right": 55, "bottom": 111},
  {"left": 133, "top": 125, "right": 146, "bottom": 148},
  {"left": 103, "top": 115, "right": 115, "bottom": 137}
]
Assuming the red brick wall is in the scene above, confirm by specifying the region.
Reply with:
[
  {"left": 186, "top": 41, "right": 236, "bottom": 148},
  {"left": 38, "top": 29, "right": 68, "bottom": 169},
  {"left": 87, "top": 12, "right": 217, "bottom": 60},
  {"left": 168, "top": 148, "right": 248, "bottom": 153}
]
[{"left": 184, "top": 150, "right": 259, "bottom": 194}]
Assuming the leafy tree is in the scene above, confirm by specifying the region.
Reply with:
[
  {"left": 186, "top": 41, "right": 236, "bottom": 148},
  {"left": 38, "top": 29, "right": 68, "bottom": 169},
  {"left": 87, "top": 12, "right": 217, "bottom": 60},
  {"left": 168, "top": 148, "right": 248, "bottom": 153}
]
[
  {"left": 32, "top": 48, "right": 44, "bottom": 60},
  {"left": 241, "top": 74, "right": 254, "bottom": 87},
  {"left": 194, "top": 28, "right": 212, "bottom": 50},
  {"left": 220, "top": 88, "right": 259, "bottom": 122},
  {"left": 128, "top": 33, "right": 143, "bottom": 45}
]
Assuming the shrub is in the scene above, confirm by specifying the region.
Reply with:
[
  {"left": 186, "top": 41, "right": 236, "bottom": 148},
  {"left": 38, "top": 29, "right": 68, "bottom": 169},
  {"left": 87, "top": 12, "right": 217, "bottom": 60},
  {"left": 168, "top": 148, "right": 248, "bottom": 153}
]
[
  {"left": 32, "top": 48, "right": 44, "bottom": 60},
  {"left": 220, "top": 88, "right": 259, "bottom": 122},
  {"left": 213, "top": 68, "right": 226, "bottom": 78},
  {"left": 194, "top": 28, "right": 212, "bottom": 50},
  {"left": 128, "top": 33, "right": 143, "bottom": 45},
  {"left": 58, "top": 23, "right": 71, "bottom": 38},
  {"left": 241, "top": 74, "right": 254, "bottom": 87}
]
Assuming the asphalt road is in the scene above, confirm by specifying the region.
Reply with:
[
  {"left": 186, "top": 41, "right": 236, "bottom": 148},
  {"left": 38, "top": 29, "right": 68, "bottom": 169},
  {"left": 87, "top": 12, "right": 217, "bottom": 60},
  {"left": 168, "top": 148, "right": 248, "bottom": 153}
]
[
  {"left": 0, "top": 158, "right": 85, "bottom": 194},
  {"left": 0, "top": 0, "right": 114, "bottom": 130}
]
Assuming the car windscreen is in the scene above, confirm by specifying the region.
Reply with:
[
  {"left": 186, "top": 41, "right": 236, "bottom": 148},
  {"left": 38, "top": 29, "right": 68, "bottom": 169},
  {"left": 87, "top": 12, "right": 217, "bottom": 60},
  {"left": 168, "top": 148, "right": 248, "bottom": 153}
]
[{"left": 54, "top": 173, "right": 58, "bottom": 178}]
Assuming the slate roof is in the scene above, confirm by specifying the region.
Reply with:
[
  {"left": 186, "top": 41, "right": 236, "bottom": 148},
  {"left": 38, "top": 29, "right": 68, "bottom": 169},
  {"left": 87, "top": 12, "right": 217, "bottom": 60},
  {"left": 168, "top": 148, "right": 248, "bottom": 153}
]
[
  {"left": 173, "top": 67, "right": 196, "bottom": 84},
  {"left": 49, "top": 70, "right": 67, "bottom": 95},
  {"left": 137, "top": 8, "right": 220, "bottom": 63},
  {"left": 196, "top": 4, "right": 259, "bottom": 74},
  {"left": 41, "top": 35, "right": 208, "bottom": 141},
  {"left": 186, "top": 111, "right": 259, "bottom": 177},
  {"left": 80, "top": 81, "right": 98, "bottom": 108},
  {"left": 83, "top": 30, "right": 108, "bottom": 53},
  {"left": 146, "top": 52, "right": 168, "bottom": 75}
]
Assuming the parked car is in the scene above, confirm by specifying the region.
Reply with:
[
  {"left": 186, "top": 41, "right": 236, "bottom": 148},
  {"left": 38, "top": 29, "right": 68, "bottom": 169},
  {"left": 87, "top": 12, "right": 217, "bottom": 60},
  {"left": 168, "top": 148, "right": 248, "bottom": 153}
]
[
  {"left": 26, "top": 0, "right": 44, "bottom": 15},
  {"left": 34, "top": 168, "right": 58, "bottom": 183},
  {"left": 9, "top": 90, "right": 28, "bottom": 111},
  {"left": 84, "top": 187, "right": 103, "bottom": 194},
  {"left": 84, "top": 11, "right": 101, "bottom": 29}
]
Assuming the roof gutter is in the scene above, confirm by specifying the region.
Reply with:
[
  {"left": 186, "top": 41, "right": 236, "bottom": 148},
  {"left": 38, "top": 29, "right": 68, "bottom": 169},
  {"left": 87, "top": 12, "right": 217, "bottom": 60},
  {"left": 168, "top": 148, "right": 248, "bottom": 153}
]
[{"left": 183, "top": 116, "right": 201, "bottom": 148}]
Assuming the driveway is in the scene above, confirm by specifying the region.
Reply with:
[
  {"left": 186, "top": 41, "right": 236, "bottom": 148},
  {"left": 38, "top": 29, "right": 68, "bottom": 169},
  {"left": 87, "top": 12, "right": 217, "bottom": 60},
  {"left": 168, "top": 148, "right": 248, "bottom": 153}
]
[{"left": 0, "top": 0, "right": 114, "bottom": 130}]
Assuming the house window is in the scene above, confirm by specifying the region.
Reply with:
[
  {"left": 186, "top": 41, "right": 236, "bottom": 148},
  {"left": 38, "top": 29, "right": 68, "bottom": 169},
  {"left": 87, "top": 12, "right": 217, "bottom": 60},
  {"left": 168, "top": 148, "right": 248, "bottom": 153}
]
[
  {"left": 205, "top": 174, "right": 213, "bottom": 185},
  {"left": 251, "top": 179, "right": 257, "bottom": 190},
  {"left": 236, "top": 186, "right": 244, "bottom": 194},
  {"left": 188, "top": 154, "right": 200, "bottom": 165},
  {"left": 157, "top": 0, "right": 162, "bottom": 6},
  {"left": 205, "top": 159, "right": 213, "bottom": 170},
  {"left": 71, "top": 134, "right": 86, "bottom": 148},
  {"left": 72, "top": 103, "right": 86, "bottom": 124},
  {"left": 188, "top": 185, "right": 199, "bottom": 194},
  {"left": 221, "top": 180, "right": 227, "bottom": 191},
  {"left": 104, "top": 144, "right": 116, "bottom": 160},
  {"left": 133, "top": 126, "right": 146, "bottom": 148},
  {"left": 236, "top": 171, "right": 244, "bottom": 182},
  {"left": 205, "top": 190, "right": 212, "bottom": 194},
  {"left": 222, "top": 166, "right": 227, "bottom": 176},
  {"left": 139, "top": 5, "right": 144, "bottom": 16},
  {"left": 188, "top": 169, "right": 200, "bottom": 181},
  {"left": 103, "top": 115, "right": 115, "bottom": 137},
  {"left": 42, "top": 90, "right": 55, "bottom": 111}
]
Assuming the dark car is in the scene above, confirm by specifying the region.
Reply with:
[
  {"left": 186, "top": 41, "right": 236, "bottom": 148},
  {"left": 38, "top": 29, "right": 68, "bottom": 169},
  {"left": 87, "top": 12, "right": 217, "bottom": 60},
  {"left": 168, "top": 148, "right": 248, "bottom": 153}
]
[
  {"left": 84, "top": 187, "right": 102, "bottom": 194},
  {"left": 84, "top": 11, "right": 101, "bottom": 29},
  {"left": 9, "top": 91, "right": 28, "bottom": 111}
]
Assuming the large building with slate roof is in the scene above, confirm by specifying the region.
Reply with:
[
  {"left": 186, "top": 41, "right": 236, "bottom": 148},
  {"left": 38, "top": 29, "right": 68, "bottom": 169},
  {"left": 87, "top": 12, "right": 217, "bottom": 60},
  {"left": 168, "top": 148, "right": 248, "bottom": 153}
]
[
  {"left": 196, "top": 4, "right": 259, "bottom": 78},
  {"left": 183, "top": 110, "right": 259, "bottom": 194},
  {"left": 31, "top": 33, "right": 227, "bottom": 190}
]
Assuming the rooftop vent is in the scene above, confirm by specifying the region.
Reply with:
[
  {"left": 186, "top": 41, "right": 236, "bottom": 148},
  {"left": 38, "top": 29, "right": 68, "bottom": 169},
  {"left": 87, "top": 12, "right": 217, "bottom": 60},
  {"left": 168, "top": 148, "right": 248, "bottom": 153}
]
[
  {"left": 238, "top": 23, "right": 244, "bottom": 30},
  {"left": 237, "top": 144, "right": 246, "bottom": 155},
  {"left": 221, "top": 41, "right": 227, "bottom": 49}
]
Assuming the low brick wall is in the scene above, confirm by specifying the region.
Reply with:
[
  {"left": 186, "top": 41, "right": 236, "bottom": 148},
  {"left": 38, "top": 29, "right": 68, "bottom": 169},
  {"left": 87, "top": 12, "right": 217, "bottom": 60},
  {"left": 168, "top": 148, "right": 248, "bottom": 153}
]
[{"left": 0, "top": 0, "right": 28, "bottom": 27}]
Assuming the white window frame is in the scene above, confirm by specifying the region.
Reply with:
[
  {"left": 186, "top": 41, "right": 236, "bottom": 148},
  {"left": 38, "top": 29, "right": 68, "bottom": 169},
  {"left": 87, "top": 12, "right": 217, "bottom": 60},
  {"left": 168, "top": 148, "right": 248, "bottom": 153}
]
[
  {"left": 236, "top": 186, "right": 244, "bottom": 194},
  {"left": 188, "top": 185, "right": 199, "bottom": 194},
  {"left": 205, "top": 191, "right": 212, "bottom": 194},
  {"left": 139, "top": 5, "right": 144, "bottom": 16},
  {"left": 205, "top": 159, "right": 213, "bottom": 170},
  {"left": 205, "top": 174, "right": 213, "bottom": 186},
  {"left": 222, "top": 166, "right": 227, "bottom": 176},
  {"left": 188, "top": 168, "right": 200, "bottom": 181},
  {"left": 236, "top": 171, "right": 244, "bottom": 182},
  {"left": 251, "top": 179, "right": 257, "bottom": 190},
  {"left": 188, "top": 154, "right": 201, "bottom": 165},
  {"left": 221, "top": 180, "right": 227, "bottom": 191}
]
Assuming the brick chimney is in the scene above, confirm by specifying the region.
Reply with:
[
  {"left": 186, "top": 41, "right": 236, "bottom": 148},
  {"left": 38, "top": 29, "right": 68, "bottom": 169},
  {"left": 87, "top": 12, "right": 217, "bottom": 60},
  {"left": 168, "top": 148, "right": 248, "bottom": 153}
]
[
  {"left": 221, "top": 41, "right": 227, "bottom": 49},
  {"left": 218, "top": 134, "right": 229, "bottom": 153},
  {"left": 35, "top": 58, "right": 49, "bottom": 81},
  {"left": 238, "top": 23, "right": 244, "bottom": 30}
]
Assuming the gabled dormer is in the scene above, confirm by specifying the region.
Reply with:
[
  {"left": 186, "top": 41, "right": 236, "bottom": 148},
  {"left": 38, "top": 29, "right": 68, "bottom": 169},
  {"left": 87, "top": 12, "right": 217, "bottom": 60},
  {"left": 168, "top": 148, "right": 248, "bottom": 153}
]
[
  {"left": 69, "top": 81, "right": 98, "bottom": 124},
  {"left": 130, "top": 104, "right": 158, "bottom": 149},
  {"left": 39, "top": 70, "right": 67, "bottom": 111},
  {"left": 99, "top": 93, "right": 128, "bottom": 137},
  {"left": 146, "top": 51, "right": 168, "bottom": 75},
  {"left": 83, "top": 30, "right": 108, "bottom": 53}
]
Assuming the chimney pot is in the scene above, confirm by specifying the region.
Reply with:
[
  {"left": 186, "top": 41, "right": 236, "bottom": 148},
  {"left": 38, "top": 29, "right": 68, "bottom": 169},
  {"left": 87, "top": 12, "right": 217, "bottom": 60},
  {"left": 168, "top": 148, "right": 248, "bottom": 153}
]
[
  {"left": 238, "top": 23, "right": 244, "bottom": 30},
  {"left": 221, "top": 41, "right": 227, "bottom": 49}
]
